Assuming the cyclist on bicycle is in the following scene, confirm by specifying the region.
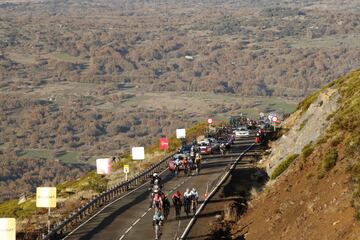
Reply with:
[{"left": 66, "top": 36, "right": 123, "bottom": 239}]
[
  {"left": 195, "top": 153, "right": 202, "bottom": 174},
  {"left": 183, "top": 188, "right": 191, "bottom": 216},
  {"left": 151, "top": 173, "right": 162, "bottom": 188},
  {"left": 153, "top": 211, "right": 164, "bottom": 240},
  {"left": 172, "top": 191, "right": 182, "bottom": 219},
  {"left": 162, "top": 195, "right": 171, "bottom": 220},
  {"left": 190, "top": 188, "right": 199, "bottom": 214},
  {"left": 182, "top": 157, "right": 189, "bottom": 176},
  {"left": 152, "top": 191, "right": 163, "bottom": 211}
]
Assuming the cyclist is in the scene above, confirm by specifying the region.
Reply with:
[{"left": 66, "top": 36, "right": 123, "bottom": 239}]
[
  {"left": 174, "top": 157, "right": 181, "bottom": 177},
  {"left": 162, "top": 195, "right": 171, "bottom": 220},
  {"left": 149, "top": 186, "right": 160, "bottom": 207},
  {"left": 220, "top": 143, "right": 226, "bottom": 155},
  {"left": 151, "top": 173, "right": 162, "bottom": 187},
  {"left": 190, "top": 188, "right": 199, "bottom": 214},
  {"left": 152, "top": 191, "right": 163, "bottom": 211},
  {"left": 172, "top": 191, "right": 182, "bottom": 219},
  {"left": 183, "top": 188, "right": 191, "bottom": 216},
  {"left": 153, "top": 211, "right": 164, "bottom": 240},
  {"left": 182, "top": 157, "right": 189, "bottom": 176},
  {"left": 194, "top": 153, "right": 202, "bottom": 174}
]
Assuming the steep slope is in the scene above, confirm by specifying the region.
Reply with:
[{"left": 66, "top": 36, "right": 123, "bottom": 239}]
[{"left": 232, "top": 69, "right": 360, "bottom": 239}]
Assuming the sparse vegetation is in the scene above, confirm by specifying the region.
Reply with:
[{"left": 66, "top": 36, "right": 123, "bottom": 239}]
[
  {"left": 271, "top": 154, "right": 299, "bottom": 180},
  {"left": 301, "top": 142, "right": 314, "bottom": 163},
  {"left": 299, "top": 118, "right": 308, "bottom": 130},
  {"left": 321, "top": 149, "right": 338, "bottom": 172}
]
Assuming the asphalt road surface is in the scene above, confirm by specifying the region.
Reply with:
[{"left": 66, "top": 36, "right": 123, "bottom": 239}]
[{"left": 64, "top": 136, "right": 254, "bottom": 240}]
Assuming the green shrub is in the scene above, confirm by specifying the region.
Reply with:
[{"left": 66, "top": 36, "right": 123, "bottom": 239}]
[
  {"left": 322, "top": 149, "right": 338, "bottom": 172},
  {"left": 301, "top": 142, "right": 314, "bottom": 162},
  {"left": 271, "top": 154, "right": 299, "bottom": 180},
  {"left": 299, "top": 119, "right": 308, "bottom": 130},
  {"left": 297, "top": 91, "right": 320, "bottom": 114}
]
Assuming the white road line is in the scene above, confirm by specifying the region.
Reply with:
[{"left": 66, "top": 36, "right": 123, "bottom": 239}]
[{"left": 62, "top": 167, "right": 169, "bottom": 240}]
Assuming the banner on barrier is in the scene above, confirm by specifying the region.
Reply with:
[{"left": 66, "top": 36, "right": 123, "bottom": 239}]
[
  {"left": 36, "top": 187, "right": 57, "bottom": 208},
  {"left": 176, "top": 129, "right": 186, "bottom": 139},
  {"left": 0, "top": 218, "right": 16, "bottom": 240},
  {"left": 96, "top": 158, "right": 112, "bottom": 175},
  {"left": 132, "top": 147, "right": 145, "bottom": 160},
  {"left": 160, "top": 138, "right": 169, "bottom": 150}
]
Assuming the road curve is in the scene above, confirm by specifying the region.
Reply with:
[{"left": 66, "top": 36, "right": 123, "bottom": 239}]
[{"left": 63, "top": 136, "right": 254, "bottom": 240}]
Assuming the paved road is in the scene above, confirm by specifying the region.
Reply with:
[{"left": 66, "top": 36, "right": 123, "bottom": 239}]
[{"left": 64, "top": 136, "right": 254, "bottom": 240}]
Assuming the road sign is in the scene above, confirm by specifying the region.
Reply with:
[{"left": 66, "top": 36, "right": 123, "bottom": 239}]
[
  {"left": 176, "top": 129, "right": 186, "bottom": 139},
  {"left": 207, "top": 118, "right": 213, "bottom": 124},
  {"left": 123, "top": 165, "right": 129, "bottom": 174},
  {"left": 132, "top": 147, "right": 145, "bottom": 160},
  {"left": 36, "top": 187, "right": 57, "bottom": 208},
  {"left": 0, "top": 218, "right": 16, "bottom": 240},
  {"left": 159, "top": 138, "right": 169, "bottom": 150},
  {"left": 96, "top": 158, "right": 112, "bottom": 175},
  {"left": 272, "top": 116, "right": 281, "bottom": 123}
]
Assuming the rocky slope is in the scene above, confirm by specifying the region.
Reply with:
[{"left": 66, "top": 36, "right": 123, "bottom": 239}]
[{"left": 232, "top": 69, "right": 360, "bottom": 239}]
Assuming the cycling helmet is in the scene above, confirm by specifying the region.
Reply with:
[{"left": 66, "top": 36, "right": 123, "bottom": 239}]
[
  {"left": 153, "top": 173, "right": 158, "bottom": 177},
  {"left": 186, "top": 188, "right": 190, "bottom": 192},
  {"left": 192, "top": 188, "right": 196, "bottom": 192}
]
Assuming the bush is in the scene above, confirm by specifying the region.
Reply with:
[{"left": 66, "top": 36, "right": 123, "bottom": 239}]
[
  {"left": 321, "top": 149, "right": 338, "bottom": 172},
  {"left": 297, "top": 91, "right": 320, "bottom": 114},
  {"left": 299, "top": 119, "right": 308, "bottom": 130},
  {"left": 271, "top": 154, "right": 299, "bottom": 180},
  {"left": 301, "top": 142, "right": 314, "bottom": 162}
]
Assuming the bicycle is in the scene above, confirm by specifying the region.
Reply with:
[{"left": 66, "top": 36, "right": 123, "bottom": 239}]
[
  {"left": 191, "top": 199, "right": 198, "bottom": 214},
  {"left": 163, "top": 204, "right": 170, "bottom": 220},
  {"left": 153, "top": 222, "right": 162, "bottom": 240},
  {"left": 183, "top": 197, "right": 191, "bottom": 216},
  {"left": 173, "top": 198, "right": 182, "bottom": 220},
  {"left": 195, "top": 162, "right": 201, "bottom": 175},
  {"left": 153, "top": 212, "right": 164, "bottom": 240}
]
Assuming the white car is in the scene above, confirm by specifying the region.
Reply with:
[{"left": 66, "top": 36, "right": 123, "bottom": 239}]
[{"left": 234, "top": 127, "right": 250, "bottom": 137}]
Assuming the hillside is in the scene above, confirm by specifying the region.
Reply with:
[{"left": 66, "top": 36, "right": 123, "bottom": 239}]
[
  {"left": 1, "top": 0, "right": 360, "bottom": 231},
  {"left": 231, "top": 69, "right": 360, "bottom": 239}
]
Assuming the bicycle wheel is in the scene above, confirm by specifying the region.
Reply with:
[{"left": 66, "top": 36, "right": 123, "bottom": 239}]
[{"left": 154, "top": 225, "right": 159, "bottom": 240}]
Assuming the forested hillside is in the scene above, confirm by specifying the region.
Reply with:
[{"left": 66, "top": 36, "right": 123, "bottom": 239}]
[{"left": 1, "top": 0, "right": 360, "bottom": 202}]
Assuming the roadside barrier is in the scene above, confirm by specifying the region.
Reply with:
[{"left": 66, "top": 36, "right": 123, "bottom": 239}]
[
  {"left": 179, "top": 143, "right": 255, "bottom": 240},
  {"left": 42, "top": 153, "right": 173, "bottom": 240}
]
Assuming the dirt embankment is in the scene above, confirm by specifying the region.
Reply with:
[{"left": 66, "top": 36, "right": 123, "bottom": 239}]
[
  {"left": 265, "top": 87, "right": 339, "bottom": 176},
  {"left": 229, "top": 84, "right": 360, "bottom": 239}
]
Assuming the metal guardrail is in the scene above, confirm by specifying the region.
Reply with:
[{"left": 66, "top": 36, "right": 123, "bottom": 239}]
[
  {"left": 42, "top": 140, "right": 254, "bottom": 239},
  {"left": 42, "top": 153, "right": 173, "bottom": 240},
  {"left": 179, "top": 143, "right": 255, "bottom": 239}
]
